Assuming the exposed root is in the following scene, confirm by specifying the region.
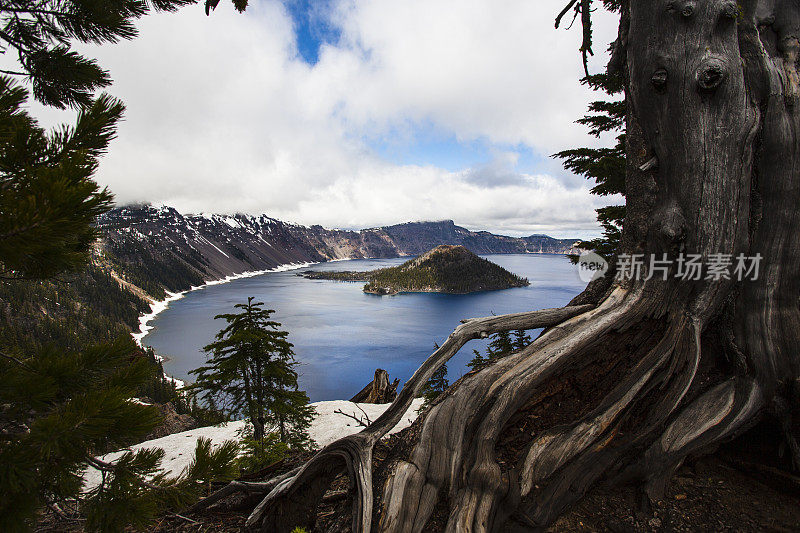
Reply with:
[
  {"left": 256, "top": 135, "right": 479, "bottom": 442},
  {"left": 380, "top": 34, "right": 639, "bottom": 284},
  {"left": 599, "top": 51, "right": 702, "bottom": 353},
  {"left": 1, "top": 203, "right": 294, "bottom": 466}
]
[
  {"left": 222, "top": 0, "right": 800, "bottom": 530},
  {"left": 187, "top": 468, "right": 301, "bottom": 514},
  {"left": 198, "top": 268, "right": 792, "bottom": 533},
  {"left": 379, "top": 288, "right": 636, "bottom": 532},
  {"left": 237, "top": 304, "right": 594, "bottom": 532},
  {"left": 517, "top": 319, "right": 689, "bottom": 496},
  {"left": 639, "top": 377, "right": 764, "bottom": 500}
]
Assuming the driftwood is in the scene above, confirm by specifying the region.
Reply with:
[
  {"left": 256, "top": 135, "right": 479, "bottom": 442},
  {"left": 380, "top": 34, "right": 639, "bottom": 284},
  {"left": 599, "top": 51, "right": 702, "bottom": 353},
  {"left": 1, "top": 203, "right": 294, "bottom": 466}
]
[
  {"left": 333, "top": 406, "right": 372, "bottom": 428},
  {"left": 350, "top": 368, "right": 399, "bottom": 404}
]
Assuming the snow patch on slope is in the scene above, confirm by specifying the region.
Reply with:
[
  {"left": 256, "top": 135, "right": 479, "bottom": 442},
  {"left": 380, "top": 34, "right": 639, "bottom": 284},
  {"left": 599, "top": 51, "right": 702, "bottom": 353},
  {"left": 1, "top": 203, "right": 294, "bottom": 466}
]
[{"left": 82, "top": 399, "right": 424, "bottom": 491}]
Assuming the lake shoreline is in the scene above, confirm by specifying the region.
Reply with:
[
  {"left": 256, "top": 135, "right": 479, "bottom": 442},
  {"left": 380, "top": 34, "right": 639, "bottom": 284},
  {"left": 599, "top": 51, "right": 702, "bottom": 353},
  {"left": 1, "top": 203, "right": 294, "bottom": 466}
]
[{"left": 131, "top": 261, "right": 319, "bottom": 387}]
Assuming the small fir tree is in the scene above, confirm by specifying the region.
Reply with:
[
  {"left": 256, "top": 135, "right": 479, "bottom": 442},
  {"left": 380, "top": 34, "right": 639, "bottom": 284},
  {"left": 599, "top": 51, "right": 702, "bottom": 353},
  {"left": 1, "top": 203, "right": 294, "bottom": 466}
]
[
  {"left": 467, "top": 349, "right": 488, "bottom": 371},
  {"left": 189, "top": 297, "right": 314, "bottom": 450},
  {"left": 420, "top": 363, "right": 449, "bottom": 404},
  {"left": 512, "top": 329, "right": 532, "bottom": 351},
  {"left": 486, "top": 330, "right": 514, "bottom": 358},
  {"left": 467, "top": 330, "right": 529, "bottom": 372},
  {"left": 554, "top": 72, "right": 625, "bottom": 261}
]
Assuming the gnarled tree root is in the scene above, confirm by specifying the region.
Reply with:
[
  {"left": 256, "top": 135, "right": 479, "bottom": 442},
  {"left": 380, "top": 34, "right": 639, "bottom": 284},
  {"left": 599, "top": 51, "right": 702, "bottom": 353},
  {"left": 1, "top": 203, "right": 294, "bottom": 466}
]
[
  {"left": 240, "top": 304, "right": 596, "bottom": 531},
  {"left": 241, "top": 274, "right": 792, "bottom": 533}
]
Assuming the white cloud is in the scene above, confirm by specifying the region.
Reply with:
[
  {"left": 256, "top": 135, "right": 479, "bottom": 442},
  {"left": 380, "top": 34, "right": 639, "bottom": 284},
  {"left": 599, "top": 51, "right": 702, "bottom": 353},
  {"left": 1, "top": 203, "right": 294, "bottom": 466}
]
[
  {"left": 327, "top": 0, "right": 618, "bottom": 151},
  {"left": 22, "top": 0, "right": 620, "bottom": 238}
]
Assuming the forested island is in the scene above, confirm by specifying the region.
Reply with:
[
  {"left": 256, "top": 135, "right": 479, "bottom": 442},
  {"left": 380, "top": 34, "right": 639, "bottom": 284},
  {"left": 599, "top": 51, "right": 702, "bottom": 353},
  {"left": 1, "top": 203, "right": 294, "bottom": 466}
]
[{"left": 302, "top": 245, "right": 530, "bottom": 294}]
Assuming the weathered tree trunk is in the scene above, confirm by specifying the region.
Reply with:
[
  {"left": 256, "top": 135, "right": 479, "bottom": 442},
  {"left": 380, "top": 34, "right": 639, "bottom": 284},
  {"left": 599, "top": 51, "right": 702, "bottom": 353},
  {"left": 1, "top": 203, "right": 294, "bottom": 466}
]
[
  {"left": 243, "top": 368, "right": 265, "bottom": 442},
  {"left": 351, "top": 369, "right": 400, "bottom": 404},
  {"left": 229, "top": 1, "right": 800, "bottom": 530}
]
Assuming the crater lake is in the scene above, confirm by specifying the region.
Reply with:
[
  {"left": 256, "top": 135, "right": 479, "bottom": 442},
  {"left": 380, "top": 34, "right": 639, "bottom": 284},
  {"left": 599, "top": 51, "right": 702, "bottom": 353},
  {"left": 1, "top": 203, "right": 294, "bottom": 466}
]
[{"left": 142, "top": 254, "right": 587, "bottom": 401}]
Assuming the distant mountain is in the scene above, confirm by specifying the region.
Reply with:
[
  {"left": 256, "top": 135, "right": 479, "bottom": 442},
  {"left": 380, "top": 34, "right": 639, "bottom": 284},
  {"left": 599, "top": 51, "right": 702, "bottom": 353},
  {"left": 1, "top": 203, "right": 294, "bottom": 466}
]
[
  {"left": 98, "top": 205, "right": 579, "bottom": 297},
  {"left": 305, "top": 245, "right": 530, "bottom": 295},
  {"left": 377, "top": 220, "right": 579, "bottom": 256}
]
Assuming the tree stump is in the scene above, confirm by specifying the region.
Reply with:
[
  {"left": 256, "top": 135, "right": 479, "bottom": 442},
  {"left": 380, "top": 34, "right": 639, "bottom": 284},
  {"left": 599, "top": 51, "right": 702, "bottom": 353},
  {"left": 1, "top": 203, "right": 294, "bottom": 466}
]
[{"left": 350, "top": 369, "right": 399, "bottom": 404}]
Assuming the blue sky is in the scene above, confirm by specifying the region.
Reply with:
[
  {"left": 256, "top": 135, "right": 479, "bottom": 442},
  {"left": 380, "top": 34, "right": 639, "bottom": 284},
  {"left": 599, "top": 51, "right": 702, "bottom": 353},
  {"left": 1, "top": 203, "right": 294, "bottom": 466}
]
[
  {"left": 283, "top": 0, "right": 341, "bottom": 64},
  {"left": 282, "top": 1, "right": 551, "bottom": 180},
  {"left": 366, "top": 124, "right": 545, "bottom": 174}
]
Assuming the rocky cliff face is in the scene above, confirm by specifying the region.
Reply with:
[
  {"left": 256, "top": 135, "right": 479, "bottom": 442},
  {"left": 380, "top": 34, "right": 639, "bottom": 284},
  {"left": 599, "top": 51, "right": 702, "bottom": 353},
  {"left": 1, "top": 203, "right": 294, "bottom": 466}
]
[{"left": 98, "top": 205, "right": 579, "bottom": 295}]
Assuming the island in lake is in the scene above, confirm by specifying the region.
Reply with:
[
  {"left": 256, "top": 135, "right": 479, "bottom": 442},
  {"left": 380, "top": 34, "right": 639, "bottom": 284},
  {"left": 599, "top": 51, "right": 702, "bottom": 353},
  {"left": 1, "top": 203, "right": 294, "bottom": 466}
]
[{"left": 301, "top": 245, "right": 530, "bottom": 295}]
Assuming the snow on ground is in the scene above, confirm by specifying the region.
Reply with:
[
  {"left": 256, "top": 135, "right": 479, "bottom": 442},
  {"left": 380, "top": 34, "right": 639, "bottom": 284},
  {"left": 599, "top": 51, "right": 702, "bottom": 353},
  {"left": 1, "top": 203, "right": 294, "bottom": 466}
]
[
  {"left": 306, "top": 399, "right": 423, "bottom": 448},
  {"left": 131, "top": 290, "right": 186, "bottom": 347},
  {"left": 83, "top": 398, "right": 424, "bottom": 491}
]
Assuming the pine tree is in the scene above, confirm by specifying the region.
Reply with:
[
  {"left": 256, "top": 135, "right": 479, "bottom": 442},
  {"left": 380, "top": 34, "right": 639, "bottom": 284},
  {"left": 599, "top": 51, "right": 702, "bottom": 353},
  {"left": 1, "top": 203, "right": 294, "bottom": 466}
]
[
  {"left": 0, "top": 0, "right": 203, "bottom": 279},
  {"left": 0, "top": 338, "right": 164, "bottom": 529},
  {"left": 189, "top": 297, "right": 314, "bottom": 449},
  {"left": 467, "top": 349, "right": 487, "bottom": 372},
  {"left": 420, "top": 362, "right": 449, "bottom": 404},
  {"left": 467, "top": 330, "right": 529, "bottom": 372},
  {"left": 0, "top": 2, "right": 231, "bottom": 530},
  {"left": 554, "top": 72, "right": 626, "bottom": 261},
  {"left": 486, "top": 330, "right": 514, "bottom": 359},
  {"left": 83, "top": 436, "right": 239, "bottom": 532},
  {"left": 512, "top": 329, "right": 531, "bottom": 351},
  {"left": 0, "top": 74, "right": 118, "bottom": 280},
  {"left": 0, "top": 1, "right": 195, "bottom": 110}
]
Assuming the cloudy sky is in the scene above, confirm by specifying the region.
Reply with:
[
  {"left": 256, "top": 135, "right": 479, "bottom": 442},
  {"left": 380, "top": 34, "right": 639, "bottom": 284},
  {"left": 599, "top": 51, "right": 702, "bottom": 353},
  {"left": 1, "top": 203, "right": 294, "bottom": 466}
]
[{"left": 32, "top": 0, "right": 621, "bottom": 238}]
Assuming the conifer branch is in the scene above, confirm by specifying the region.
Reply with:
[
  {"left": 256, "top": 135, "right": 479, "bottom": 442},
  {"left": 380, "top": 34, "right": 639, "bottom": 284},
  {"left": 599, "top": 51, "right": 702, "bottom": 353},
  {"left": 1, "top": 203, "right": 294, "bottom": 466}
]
[
  {"left": 84, "top": 455, "right": 164, "bottom": 491},
  {"left": 555, "top": 0, "right": 579, "bottom": 28},
  {"left": 0, "top": 351, "right": 38, "bottom": 373}
]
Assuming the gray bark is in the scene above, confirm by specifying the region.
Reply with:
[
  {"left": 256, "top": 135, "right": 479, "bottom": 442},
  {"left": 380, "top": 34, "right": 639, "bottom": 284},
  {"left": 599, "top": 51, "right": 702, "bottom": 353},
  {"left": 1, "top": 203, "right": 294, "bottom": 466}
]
[{"left": 350, "top": 369, "right": 399, "bottom": 404}]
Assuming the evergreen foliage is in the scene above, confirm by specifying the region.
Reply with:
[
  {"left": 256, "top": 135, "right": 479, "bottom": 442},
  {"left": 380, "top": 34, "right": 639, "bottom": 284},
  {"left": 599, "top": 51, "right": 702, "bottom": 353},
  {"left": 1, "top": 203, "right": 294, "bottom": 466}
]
[
  {"left": 83, "top": 436, "right": 239, "bottom": 532},
  {"left": 234, "top": 429, "right": 290, "bottom": 474},
  {"left": 0, "top": 263, "right": 148, "bottom": 356},
  {"left": 105, "top": 236, "right": 207, "bottom": 299},
  {"left": 0, "top": 0, "right": 195, "bottom": 109},
  {"left": 512, "top": 329, "right": 532, "bottom": 350},
  {"left": 488, "top": 330, "right": 514, "bottom": 355},
  {"left": 0, "top": 337, "right": 163, "bottom": 529},
  {"left": 554, "top": 72, "right": 626, "bottom": 261},
  {"left": 312, "top": 246, "right": 529, "bottom": 294},
  {"left": 204, "top": 0, "right": 250, "bottom": 16},
  {"left": 183, "top": 436, "right": 240, "bottom": 497},
  {"left": 467, "top": 349, "right": 488, "bottom": 371},
  {"left": 188, "top": 297, "right": 314, "bottom": 449},
  {"left": 0, "top": 1, "right": 226, "bottom": 530},
  {"left": 420, "top": 362, "right": 449, "bottom": 404},
  {"left": 0, "top": 75, "right": 117, "bottom": 280},
  {"left": 554, "top": 0, "right": 626, "bottom": 262},
  {"left": 467, "top": 330, "right": 531, "bottom": 372}
]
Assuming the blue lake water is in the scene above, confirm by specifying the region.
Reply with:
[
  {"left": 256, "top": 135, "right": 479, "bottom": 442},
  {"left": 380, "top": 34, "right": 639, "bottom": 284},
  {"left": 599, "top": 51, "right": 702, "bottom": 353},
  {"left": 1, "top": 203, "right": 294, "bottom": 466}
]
[{"left": 143, "top": 255, "right": 586, "bottom": 402}]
